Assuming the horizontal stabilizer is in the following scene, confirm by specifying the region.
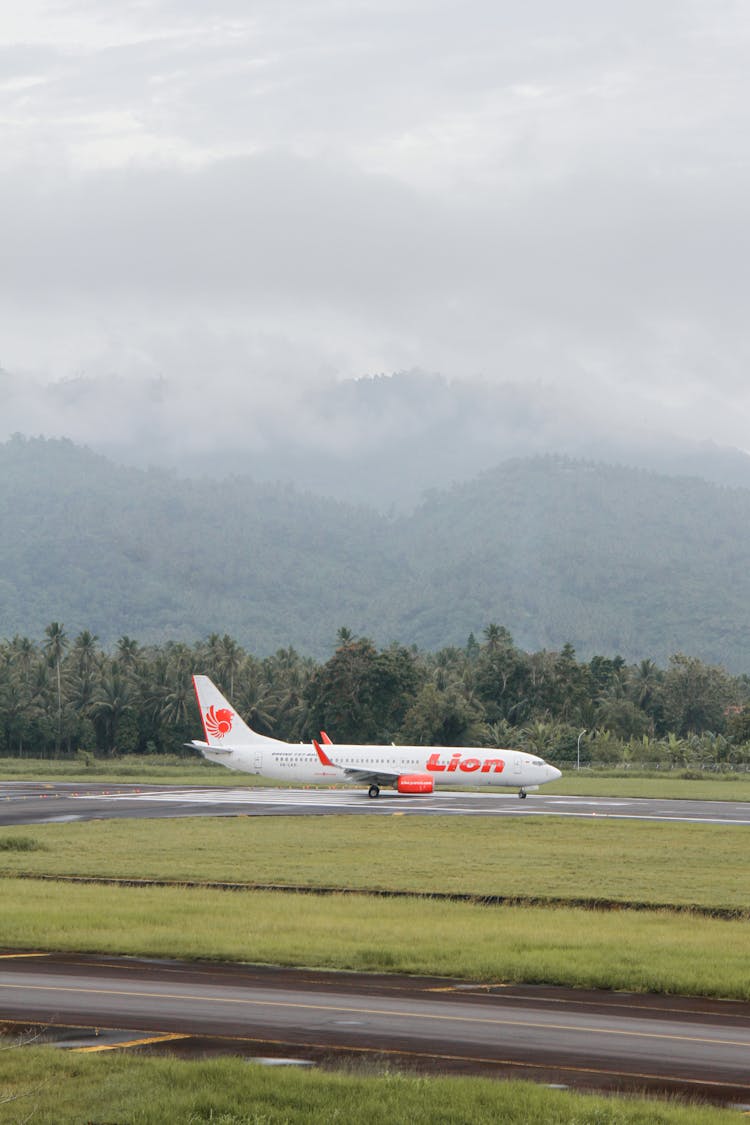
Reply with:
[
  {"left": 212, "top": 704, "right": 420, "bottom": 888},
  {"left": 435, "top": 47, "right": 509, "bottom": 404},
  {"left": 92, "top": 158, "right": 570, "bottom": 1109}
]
[{"left": 185, "top": 739, "right": 233, "bottom": 757}]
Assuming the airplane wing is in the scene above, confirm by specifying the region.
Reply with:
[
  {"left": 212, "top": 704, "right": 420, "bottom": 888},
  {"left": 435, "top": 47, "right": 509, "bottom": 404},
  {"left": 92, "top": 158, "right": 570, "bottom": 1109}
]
[
  {"left": 313, "top": 739, "right": 400, "bottom": 786},
  {"left": 336, "top": 767, "right": 401, "bottom": 785}
]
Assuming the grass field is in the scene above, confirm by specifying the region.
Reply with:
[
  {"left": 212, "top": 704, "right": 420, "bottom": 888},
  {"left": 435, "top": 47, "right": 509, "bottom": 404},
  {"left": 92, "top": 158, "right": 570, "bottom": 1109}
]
[
  {"left": 0, "top": 754, "right": 248, "bottom": 786},
  {"left": 1, "top": 815, "right": 748, "bottom": 913},
  {"left": 550, "top": 773, "right": 750, "bottom": 801},
  {"left": 3, "top": 755, "right": 750, "bottom": 799},
  {"left": 0, "top": 1048, "right": 736, "bottom": 1125},
  {"left": 2, "top": 878, "right": 749, "bottom": 998}
]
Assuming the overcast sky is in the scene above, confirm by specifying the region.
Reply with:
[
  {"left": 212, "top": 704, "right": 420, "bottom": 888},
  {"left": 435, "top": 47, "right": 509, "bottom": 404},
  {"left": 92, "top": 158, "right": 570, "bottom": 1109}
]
[{"left": 1, "top": 0, "right": 749, "bottom": 457}]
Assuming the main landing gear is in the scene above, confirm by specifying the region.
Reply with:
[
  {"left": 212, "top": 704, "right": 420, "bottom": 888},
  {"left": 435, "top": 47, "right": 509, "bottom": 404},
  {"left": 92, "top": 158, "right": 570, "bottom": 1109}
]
[
  {"left": 518, "top": 788, "right": 527, "bottom": 799},
  {"left": 368, "top": 784, "right": 380, "bottom": 799}
]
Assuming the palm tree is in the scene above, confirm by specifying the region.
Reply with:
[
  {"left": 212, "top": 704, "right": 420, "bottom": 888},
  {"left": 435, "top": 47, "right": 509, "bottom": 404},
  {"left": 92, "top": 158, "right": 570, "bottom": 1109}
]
[
  {"left": 203, "top": 633, "right": 224, "bottom": 684},
  {"left": 630, "top": 659, "right": 661, "bottom": 708},
  {"left": 520, "top": 720, "right": 556, "bottom": 755},
  {"left": 90, "top": 669, "right": 133, "bottom": 754},
  {"left": 159, "top": 676, "right": 193, "bottom": 728},
  {"left": 10, "top": 635, "right": 36, "bottom": 679},
  {"left": 218, "top": 635, "right": 243, "bottom": 702},
  {"left": 117, "top": 636, "right": 141, "bottom": 670},
  {"left": 483, "top": 623, "right": 513, "bottom": 653},
  {"left": 29, "top": 660, "right": 53, "bottom": 755},
  {"left": 263, "top": 648, "right": 314, "bottom": 740},
  {"left": 43, "top": 622, "right": 68, "bottom": 755},
  {"left": 234, "top": 676, "right": 277, "bottom": 737},
  {"left": 69, "top": 631, "right": 100, "bottom": 714},
  {"left": 0, "top": 658, "right": 36, "bottom": 755}
]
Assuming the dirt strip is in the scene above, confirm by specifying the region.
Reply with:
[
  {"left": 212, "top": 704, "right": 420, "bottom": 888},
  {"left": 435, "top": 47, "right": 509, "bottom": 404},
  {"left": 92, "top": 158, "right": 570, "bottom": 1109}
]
[{"left": 6, "top": 871, "right": 749, "bottom": 919}]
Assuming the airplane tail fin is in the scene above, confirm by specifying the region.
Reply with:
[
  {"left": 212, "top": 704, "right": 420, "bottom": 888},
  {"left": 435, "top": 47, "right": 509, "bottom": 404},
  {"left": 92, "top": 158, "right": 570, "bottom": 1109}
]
[{"left": 192, "top": 674, "right": 272, "bottom": 747}]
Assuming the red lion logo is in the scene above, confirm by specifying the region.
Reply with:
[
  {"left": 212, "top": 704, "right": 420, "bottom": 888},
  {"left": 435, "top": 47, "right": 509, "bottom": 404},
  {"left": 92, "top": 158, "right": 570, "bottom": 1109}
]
[{"left": 204, "top": 705, "right": 234, "bottom": 739}]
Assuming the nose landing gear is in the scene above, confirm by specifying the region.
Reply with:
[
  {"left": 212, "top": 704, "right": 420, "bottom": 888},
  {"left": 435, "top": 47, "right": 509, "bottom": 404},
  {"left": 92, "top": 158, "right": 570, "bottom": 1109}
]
[{"left": 518, "top": 788, "right": 527, "bottom": 799}]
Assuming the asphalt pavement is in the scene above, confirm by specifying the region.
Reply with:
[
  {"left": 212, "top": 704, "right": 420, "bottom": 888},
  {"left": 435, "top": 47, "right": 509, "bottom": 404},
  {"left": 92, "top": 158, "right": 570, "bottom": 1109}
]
[
  {"left": 2, "top": 780, "right": 750, "bottom": 825},
  {"left": 1, "top": 953, "right": 748, "bottom": 1104}
]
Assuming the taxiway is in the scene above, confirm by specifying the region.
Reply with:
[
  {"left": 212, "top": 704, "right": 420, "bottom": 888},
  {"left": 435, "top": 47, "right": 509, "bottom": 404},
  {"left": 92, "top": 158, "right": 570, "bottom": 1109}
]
[{"left": 1, "top": 953, "right": 748, "bottom": 1104}]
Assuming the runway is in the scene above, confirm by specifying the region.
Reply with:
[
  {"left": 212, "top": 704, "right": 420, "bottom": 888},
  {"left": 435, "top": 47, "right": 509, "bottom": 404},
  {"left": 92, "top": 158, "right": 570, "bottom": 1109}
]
[
  {"left": 1, "top": 780, "right": 750, "bottom": 826},
  {"left": 1, "top": 953, "right": 749, "bottom": 1104}
]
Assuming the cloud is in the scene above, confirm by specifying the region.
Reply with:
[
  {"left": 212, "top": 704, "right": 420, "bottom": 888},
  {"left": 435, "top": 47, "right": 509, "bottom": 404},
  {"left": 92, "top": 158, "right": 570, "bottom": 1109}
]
[{"left": 1, "top": 1, "right": 750, "bottom": 458}]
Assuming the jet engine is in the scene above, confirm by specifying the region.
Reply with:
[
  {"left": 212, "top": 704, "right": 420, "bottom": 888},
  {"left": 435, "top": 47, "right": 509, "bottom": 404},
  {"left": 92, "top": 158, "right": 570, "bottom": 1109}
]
[{"left": 397, "top": 774, "right": 434, "bottom": 794}]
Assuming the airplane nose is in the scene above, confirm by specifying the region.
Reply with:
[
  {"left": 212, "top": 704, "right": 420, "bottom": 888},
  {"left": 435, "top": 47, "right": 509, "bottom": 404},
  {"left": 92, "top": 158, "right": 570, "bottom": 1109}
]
[{"left": 549, "top": 766, "right": 562, "bottom": 781}]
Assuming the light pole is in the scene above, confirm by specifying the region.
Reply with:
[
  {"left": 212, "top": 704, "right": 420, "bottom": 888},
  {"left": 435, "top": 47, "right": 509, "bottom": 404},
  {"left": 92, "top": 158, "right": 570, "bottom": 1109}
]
[{"left": 577, "top": 729, "right": 587, "bottom": 771}]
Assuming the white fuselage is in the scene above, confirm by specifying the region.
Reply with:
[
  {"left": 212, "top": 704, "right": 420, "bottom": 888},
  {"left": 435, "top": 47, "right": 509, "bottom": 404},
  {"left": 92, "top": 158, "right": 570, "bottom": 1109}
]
[{"left": 200, "top": 740, "right": 560, "bottom": 790}]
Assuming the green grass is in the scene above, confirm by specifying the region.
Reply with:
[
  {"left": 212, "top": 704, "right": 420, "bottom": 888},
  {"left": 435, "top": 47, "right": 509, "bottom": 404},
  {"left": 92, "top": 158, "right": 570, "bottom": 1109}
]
[
  {"left": 1, "top": 878, "right": 749, "bottom": 998},
  {"left": 548, "top": 773, "right": 750, "bottom": 801},
  {"left": 0, "top": 1048, "right": 735, "bottom": 1125},
  {"left": 0, "top": 754, "right": 255, "bottom": 786},
  {"left": 0, "top": 836, "right": 43, "bottom": 852},
  {"left": 1, "top": 816, "right": 748, "bottom": 913}
]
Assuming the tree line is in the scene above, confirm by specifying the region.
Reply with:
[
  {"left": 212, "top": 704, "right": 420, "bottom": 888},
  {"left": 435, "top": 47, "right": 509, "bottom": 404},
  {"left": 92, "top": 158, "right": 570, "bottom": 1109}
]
[{"left": 1, "top": 623, "right": 750, "bottom": 768}]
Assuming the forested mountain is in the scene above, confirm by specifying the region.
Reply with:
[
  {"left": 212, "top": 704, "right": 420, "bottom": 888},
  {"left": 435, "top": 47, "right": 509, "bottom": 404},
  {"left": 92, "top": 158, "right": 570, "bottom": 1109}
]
[
  {"left": 3, "top": 435, "right": 750, "bottom": 670},
  {"left": 7, "top": 369, "right": 750, "bottom": 509},
  {"left": 0, "top": 436, "right": 400, "bottom": 657},
  {"left": 399, "top": 459, "right": 750, "bottom": 669}
]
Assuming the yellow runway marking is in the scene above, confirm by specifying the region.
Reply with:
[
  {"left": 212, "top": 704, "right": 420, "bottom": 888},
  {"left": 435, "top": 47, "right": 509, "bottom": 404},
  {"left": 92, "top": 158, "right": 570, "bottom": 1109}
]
[
  {"left": 32, "top": 962, "right": 742, "bottom": 1021},
  {"left": 0, "top": 952, "right": 50, "bottom": 959},
  {"left": 2, "top": 1018, "right": 747, "bottom": 1092},
  {"left": 426, "top": 984, "right": 750, "bottom": 1019},
  {"left": 3, "top": 982, "right": 749, "bottom": 1049},
  {"left": 428, "top": 983, "right": 512, "bottom": 992},
  {"left": 151, "top": 1031, "right": 750, "bottom": 1092},
  {"left": 74, "top": 1032, "right": 190, "bottom": 1053}
]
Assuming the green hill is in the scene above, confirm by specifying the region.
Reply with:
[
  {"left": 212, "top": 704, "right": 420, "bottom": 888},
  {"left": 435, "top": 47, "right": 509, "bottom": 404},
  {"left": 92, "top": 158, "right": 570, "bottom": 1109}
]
[
  {"left": 2, "top": 436, "right": 750, "bottom": 669},
  {"left": 0, "top": 436, "right": 400, "bottom": 655},
  {"left": 400, "top": 458, "right": 750, "bottom": 667}
]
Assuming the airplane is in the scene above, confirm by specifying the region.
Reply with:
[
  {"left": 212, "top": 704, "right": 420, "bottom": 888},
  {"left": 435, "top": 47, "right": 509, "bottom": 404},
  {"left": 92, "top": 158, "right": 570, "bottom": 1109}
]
[{"left": 189, "top": 674, "right": 562, "bottom": 799}]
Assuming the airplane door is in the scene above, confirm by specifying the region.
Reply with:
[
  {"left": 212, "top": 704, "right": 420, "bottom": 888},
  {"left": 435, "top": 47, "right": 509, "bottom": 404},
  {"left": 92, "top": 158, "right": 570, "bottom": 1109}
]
[
  {"left": 513, "top": 755, "right": 523, "bottom": 775},
  {"left": 253, "top": 751, "right": 263, "bottom": 775}
]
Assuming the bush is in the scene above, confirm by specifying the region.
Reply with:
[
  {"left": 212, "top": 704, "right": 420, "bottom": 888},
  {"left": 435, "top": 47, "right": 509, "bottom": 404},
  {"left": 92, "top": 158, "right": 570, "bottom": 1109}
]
[{"left": 0, "top": 836, "right": 44, "bottom": 852}]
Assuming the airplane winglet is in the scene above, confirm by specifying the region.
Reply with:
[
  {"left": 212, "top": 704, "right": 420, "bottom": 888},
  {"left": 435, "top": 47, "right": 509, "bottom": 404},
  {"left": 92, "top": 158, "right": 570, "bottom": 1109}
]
[
  {"left": 313, "top": 738, "right": 337, "bottom": 768},
  {"left": 320, "top": 731, "right": 333, "bottom": 745}
]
